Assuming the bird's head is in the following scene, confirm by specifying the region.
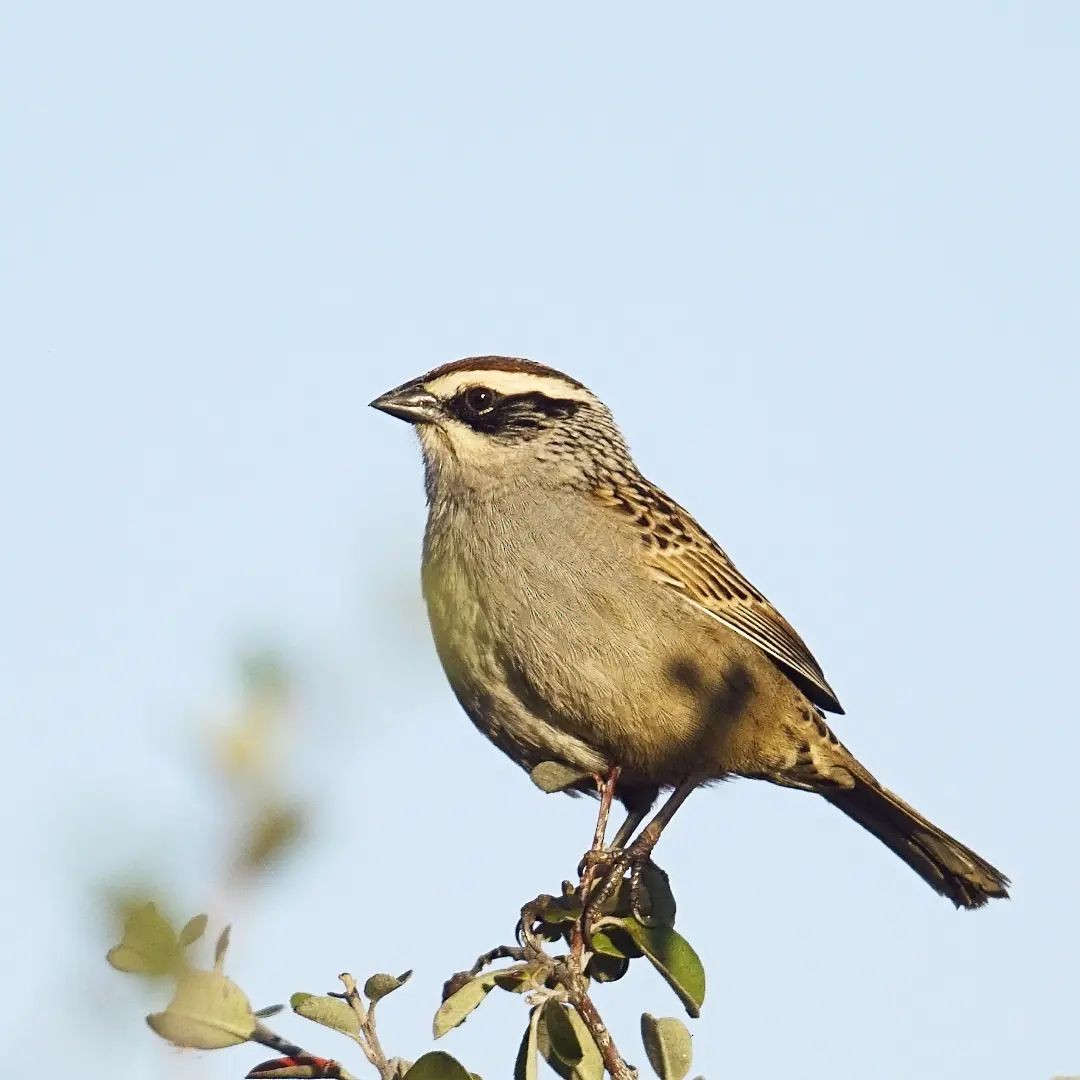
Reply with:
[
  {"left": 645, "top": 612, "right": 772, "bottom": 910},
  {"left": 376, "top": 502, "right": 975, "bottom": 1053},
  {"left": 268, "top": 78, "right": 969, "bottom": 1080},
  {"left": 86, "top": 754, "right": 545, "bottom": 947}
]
[{"left": 370, "top": 356, "right": 633, "bottom": 498}]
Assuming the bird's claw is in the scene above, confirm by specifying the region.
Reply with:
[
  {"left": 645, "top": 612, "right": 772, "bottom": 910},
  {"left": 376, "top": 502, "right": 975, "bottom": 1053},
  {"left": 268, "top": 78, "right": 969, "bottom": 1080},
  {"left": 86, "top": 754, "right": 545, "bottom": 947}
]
[
  {"left": 584, "top": 844, "right": 661, "bottom": 927},
  {"left": 629, "top": 857, "right": 659, "bottom": 927},
  {"left": 577, "top": 846, "right": 621, "bottom": 879}
]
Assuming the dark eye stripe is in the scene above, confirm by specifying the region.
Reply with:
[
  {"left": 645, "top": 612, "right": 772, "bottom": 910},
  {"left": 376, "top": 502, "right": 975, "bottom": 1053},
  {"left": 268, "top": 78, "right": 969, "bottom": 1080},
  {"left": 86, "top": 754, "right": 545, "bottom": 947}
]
[{"left": 446, "top": 388, "right": 581, "bottom": 435}]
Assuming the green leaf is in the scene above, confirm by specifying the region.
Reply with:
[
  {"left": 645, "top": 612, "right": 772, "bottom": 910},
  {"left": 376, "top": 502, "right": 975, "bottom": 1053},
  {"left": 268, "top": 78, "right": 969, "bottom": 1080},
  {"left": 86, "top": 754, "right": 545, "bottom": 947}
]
[
  {"left": 433, "top": 973, "right": 498, "bottom": 1038},
  {"left": 538, "top": 1003, "right": 604, "bottom": 1080},
  {"left": 621, "top": 923, "right": 706, "bottom": 1018},
  {"left": 365, "top": 970, "right": 413, "bottom": 1002},
  {"left": 541, "top": 1000, "right": 583, "bottom": 1066},
  {"left": 147, "top": 969, "right": 256, "bottom": 1049},
  {"left": 406, "top": 1051, "right": 474, "bottom": 1079},
  {"left": 290, "top": 993, "right": 360, "bottom": 1037},
  {"left": 585, "top": 953, "right": 629, "bottom": 983},
  {"left": 179, "top": 913, "right": 209, "bottom": 948},
  {"left": 529, "top": 762, "right": 592, "bottom": 794},
  {"left": 587, "top": 930, "right": 628, "bottom": 959},
  {"left": 589, "top": 924, "right": 643, "bottom": 960},
  {"left": 492, "top": 963, "right": 545, "bottom": 993},
  {"left": 106, "top": 902, "right": 181, "bottom": 976},
  {"left": 640, "top": 1014, "right": 693, "bottom": 1080},
  {"left": 513, "top": 1006, "right": 541, "bottom": 1080},
  {"left": 536, "top": 897, "right": 581, "bottom": 925},
  {"left": 639, "top": 864, "right": 677, "bottom": 927},
  {"left": 567, "top": 1008, "right": 604, "bottom": 1080}
]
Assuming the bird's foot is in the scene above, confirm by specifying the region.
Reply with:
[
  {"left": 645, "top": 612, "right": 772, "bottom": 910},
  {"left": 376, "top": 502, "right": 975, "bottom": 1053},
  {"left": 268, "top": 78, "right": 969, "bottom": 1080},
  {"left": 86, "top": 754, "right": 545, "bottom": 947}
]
[
  {"left": 577, "top": 844, "right": 623, "bottom": 880},
  {"left": 584, "top": 842, "right": 662, "bottom": 928}
]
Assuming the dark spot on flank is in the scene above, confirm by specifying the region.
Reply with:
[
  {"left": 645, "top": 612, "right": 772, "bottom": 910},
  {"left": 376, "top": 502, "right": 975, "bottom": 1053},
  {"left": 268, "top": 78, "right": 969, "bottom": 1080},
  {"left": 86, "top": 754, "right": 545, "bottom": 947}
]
[{"left": 667, "top": 658, "right": 703, "bottom": 692}]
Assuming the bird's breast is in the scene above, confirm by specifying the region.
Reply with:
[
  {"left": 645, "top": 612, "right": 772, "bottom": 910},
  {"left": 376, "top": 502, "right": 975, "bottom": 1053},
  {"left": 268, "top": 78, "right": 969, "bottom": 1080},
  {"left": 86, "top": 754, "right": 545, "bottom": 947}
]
[{"left": 418, "top": 490, "right": 781, "bottom": 783}]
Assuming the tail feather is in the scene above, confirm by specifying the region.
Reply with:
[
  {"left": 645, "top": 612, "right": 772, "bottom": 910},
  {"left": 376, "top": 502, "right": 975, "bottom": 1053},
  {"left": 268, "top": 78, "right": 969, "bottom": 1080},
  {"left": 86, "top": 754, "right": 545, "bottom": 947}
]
[{"left": 823, "top": 776, "right": 1010, "bottom": 909}]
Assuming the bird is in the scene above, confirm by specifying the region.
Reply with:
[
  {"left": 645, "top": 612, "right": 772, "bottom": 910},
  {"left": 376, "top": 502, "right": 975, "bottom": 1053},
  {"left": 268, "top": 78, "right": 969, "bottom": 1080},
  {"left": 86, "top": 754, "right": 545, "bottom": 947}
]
[{"left": 370, "top": 355, "right": 1009, "bottom": 910}]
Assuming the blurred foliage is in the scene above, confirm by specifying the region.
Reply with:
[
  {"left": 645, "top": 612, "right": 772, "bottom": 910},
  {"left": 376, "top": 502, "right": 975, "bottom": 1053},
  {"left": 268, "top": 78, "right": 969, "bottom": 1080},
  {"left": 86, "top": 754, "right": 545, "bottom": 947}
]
[
  {"left": 101, "top": 648, "right": 307, "bottom": 932},
  {"left": 214, "top": 649, "right": 307, "bottom": 882},
  {"left": 101, "top": 648, "right": 709, "bottom": 1080}
]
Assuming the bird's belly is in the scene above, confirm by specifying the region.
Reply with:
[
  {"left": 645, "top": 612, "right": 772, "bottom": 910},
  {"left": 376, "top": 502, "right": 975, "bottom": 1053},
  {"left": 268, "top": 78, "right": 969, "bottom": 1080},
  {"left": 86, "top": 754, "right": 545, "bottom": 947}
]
[
  {"left": 422, "top": 554, "right": 610, "bottom": 777},
  {"left": 422, "top": 534, "right": 782, "bottom": 785}
]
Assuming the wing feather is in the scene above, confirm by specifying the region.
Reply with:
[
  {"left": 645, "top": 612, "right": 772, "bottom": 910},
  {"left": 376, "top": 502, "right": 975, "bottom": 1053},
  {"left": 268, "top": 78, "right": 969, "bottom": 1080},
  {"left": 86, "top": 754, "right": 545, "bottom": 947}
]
[
  {"left": 592, "top": 478, "right": 843, "bottom": 713},
  {"left": 646, "top": 519, "right": 843, "bottom": 713}
]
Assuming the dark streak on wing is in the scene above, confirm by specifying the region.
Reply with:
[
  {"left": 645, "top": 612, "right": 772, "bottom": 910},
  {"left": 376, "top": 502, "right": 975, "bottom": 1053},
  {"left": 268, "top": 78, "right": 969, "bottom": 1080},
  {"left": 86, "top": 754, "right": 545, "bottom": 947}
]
[
  {"left": 596, "top": 480, "right": 844, "bottom": 714},
  {"left": 658, "top": 535, "right": 844, "bottom": 713}
]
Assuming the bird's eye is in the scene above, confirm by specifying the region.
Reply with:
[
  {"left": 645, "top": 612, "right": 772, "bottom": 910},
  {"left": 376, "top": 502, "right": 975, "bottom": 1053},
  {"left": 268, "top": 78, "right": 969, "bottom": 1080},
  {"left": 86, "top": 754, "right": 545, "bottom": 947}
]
[{"left": 463, "top": 387, "right": 496, "bottom": 414}]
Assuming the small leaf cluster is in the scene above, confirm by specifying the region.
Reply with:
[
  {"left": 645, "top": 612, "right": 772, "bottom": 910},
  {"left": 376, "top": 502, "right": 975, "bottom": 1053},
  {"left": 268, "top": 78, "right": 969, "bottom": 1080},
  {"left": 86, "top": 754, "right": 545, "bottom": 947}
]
[
  {"left": 527, "top": 872, "right": 705, "bottom": 1019},
  {"left": 433, "top": 866, "right": 704, "bottom": 1076},
  {"left": 106, "top": 756, "right": 713, "bottom": 1080},
  {"left": 108, "top": 904, "right": 258, "bottom": 1051},
  {"left": 106, "top": 905, "right": 479, "bottom": 1079},
  {"left": 435, "top": 963, "right": 604, "bottom": 1079}
]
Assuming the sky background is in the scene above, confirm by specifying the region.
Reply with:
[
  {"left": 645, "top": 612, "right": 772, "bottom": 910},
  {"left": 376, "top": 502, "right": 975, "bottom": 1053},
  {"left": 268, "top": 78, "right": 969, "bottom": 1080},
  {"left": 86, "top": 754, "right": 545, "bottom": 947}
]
[{"left": 3, "top": 4, "right": 1079, "bottom": 1078}]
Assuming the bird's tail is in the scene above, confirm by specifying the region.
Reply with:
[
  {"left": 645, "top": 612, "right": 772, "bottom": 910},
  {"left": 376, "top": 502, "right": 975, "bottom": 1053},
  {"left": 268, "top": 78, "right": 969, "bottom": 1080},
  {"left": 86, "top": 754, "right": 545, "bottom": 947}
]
[{"left": 822, "top": 771, "right": 1010, "bottom": 909}]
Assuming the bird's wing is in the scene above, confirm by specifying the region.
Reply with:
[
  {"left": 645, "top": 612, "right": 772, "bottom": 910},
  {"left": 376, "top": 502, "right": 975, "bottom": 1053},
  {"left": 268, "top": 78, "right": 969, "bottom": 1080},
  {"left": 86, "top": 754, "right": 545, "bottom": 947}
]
[{"left": 644, "top": 520, "right": 844, "bottom": 714}]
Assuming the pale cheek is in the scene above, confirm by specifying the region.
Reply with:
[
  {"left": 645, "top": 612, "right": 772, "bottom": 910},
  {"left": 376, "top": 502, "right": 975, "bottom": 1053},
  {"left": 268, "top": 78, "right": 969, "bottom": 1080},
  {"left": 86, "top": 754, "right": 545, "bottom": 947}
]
[
  {"left": 420, "top": 422, "right": 514, "bottom": 477},
  {"left": 447, "top": 425, "right": 495, "bottom": 465}
]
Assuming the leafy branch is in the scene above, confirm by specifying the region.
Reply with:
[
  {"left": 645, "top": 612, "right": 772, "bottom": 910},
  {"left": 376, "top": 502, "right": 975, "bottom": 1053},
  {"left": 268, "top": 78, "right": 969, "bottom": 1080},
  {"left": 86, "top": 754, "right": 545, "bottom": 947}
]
[{"left": 107, "top": 764, "right": 707, "bottom": 1079}]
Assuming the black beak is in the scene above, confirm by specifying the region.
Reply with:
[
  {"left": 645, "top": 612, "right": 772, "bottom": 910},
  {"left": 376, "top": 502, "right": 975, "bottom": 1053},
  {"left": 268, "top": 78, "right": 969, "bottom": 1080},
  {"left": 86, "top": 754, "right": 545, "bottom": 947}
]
[{"left": 369, "top": 384, "right": 442, "bottom": 425}]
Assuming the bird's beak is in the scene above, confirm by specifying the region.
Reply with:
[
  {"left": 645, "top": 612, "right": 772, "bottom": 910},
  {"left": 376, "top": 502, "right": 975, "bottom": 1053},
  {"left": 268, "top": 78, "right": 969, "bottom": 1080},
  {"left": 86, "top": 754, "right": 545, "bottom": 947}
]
[{"left": 368, "top": 384, "right": 443, "bottom": 425}]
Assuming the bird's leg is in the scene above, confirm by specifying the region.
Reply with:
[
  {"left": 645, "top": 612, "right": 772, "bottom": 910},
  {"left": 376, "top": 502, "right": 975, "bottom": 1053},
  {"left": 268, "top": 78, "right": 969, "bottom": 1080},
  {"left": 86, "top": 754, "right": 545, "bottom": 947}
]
[
  {"left": 586, "top": 779, "right": 697, "bottom": 926},
  {"left": 573, "top": 766, "right": 620, "bottom": 961},
  {"left": 609, "top": 804, "right": 649, "bottom": 851},
  {"left": 520, "top": 768, "right": 622, "bottom": 958},
  {"left": 590, "top": 766, "right": 620, "bottom": 853},
  {"left": 575, "top": 767, "right": 621, "bottom": 888},
  {"left": 577, "top": 804, "right": 648, "bottom": 878}
]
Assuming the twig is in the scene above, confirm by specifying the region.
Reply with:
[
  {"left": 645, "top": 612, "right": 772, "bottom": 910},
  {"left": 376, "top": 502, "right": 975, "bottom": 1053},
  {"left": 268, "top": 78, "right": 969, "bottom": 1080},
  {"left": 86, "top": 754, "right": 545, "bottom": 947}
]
[
  {"left": 562, "top": 976, "right": 637, "bottom": 1080},
  {"left": 251, "top": 1020, "right": 359, "bottom": 1080},
  {"left": 563, "top": 769, "right": 637, "bottom": 1079},
  {"left": 468, "top": 944, "right": 527, "bottom": 977},
  {"left": 459, "top": 768, "right": 638, "bottom": 1076},
  {"left": 339, "top": 973, "right": 398, "bottom": 1080}
]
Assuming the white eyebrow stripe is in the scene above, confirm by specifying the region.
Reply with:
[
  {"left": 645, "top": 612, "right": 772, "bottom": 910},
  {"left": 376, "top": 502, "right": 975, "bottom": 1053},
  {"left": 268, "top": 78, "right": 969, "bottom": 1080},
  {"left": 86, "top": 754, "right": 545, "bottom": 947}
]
[{"left": 423, "top": 369, "right": 596, "bottom": 403}]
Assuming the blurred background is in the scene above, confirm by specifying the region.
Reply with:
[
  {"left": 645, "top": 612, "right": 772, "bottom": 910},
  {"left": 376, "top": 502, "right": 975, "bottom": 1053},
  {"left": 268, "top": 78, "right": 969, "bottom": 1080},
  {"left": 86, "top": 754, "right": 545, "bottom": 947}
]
[{"left": 3, "top": 4, "right": 1078, "bottom": 1078}]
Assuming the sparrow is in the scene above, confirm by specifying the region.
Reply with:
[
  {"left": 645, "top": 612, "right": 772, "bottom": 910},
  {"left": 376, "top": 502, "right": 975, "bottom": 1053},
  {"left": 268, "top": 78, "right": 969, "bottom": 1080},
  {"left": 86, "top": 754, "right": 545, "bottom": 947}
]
[{"left": 371, "top": 356, "right": 1009, "bottom": 909}]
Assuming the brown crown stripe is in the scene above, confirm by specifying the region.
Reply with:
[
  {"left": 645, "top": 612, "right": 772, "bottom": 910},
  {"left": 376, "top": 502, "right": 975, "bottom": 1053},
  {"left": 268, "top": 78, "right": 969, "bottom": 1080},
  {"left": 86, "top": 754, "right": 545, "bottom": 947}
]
[{"left": 419, "top": 355, "right": 587, "bottom": 390}]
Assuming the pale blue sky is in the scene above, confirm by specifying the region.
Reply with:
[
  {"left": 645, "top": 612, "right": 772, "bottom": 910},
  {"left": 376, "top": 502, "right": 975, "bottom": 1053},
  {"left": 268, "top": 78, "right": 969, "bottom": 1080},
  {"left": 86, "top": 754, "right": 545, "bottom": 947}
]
[{"left": 3, "top": 4, "right": 1078, "bottom": 1078}]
